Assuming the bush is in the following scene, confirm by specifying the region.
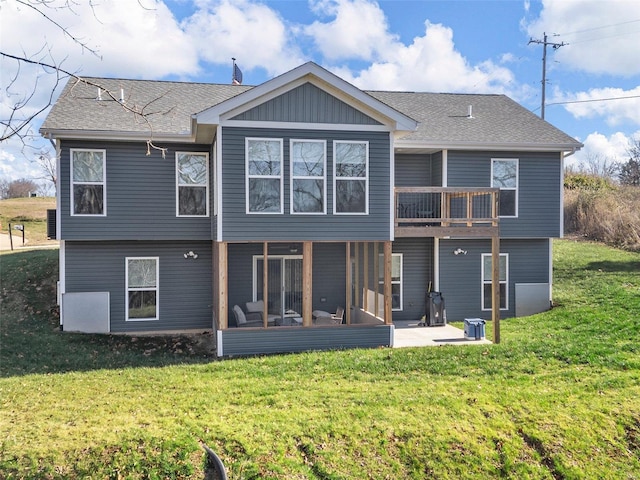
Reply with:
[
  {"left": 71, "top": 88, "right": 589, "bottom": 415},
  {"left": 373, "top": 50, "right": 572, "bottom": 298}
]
[
  {"left": 565, "top": 186, "right": 640, "bottom": 251},
  {"left": 564, "top": 172, "right": 614, "bottom": 191}
]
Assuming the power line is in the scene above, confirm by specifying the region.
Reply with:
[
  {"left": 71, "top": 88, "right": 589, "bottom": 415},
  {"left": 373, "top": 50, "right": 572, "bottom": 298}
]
[
  {"left": 558, "top": 18, "right": 640, "bottom": 37},
  {"left": 546, "top": 94, "right": 640, "bottom": 107}
]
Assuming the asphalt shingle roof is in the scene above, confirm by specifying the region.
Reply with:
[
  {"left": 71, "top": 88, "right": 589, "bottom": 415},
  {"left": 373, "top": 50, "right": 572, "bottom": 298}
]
[{"left": 41, "top": 76, "right": 581, "bottom": 149}]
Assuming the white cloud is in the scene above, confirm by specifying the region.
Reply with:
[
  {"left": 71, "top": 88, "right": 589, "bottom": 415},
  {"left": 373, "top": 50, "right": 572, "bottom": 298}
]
[
  {"left": 525, "top": 0, "right": 640, "bottom": 76},
  {"left": 569, "top": 130, "right": 639, "bottom": 169},
  {"left": 183, "top": 0, "right": 304, "bottom": 77},
  {"left": 334, "top": 21, "right": 518, "bottom": 94},
  {"left": 0, "top": 137, "right": 45, "bottom": 182},
  {"left": 1, "top": 0, "right": 199, "bottom": 79},
  {"left": 305, "top": 0, "right": 398, "bottom": 61},
  {"left": 553, "top": 86, "right": 640, "bottom": 127}
]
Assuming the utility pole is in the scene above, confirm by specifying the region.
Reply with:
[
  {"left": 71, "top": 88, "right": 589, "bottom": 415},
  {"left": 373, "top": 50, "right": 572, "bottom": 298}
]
[{"left": 528, "top": 32, "right": 567, "bottom": 119}]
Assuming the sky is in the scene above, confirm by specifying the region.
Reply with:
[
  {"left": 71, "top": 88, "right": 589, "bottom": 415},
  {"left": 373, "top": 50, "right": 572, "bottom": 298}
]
[{"left": 1, "top": 0, "right": 640, "bottom": 185}]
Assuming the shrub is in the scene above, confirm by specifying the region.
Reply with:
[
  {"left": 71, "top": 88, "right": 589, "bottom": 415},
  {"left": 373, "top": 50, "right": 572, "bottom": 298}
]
[
  {"left": 565, "top": 186, "right": 640, "bottom": 251},
  {"left": 564, "top": 172, "right": 614, "bottom": 191}
]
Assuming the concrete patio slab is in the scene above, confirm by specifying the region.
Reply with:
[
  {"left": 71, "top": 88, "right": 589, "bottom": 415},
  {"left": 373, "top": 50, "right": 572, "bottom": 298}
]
[{"left": 392, "top": 321, "right": 491, "bottom": 348}]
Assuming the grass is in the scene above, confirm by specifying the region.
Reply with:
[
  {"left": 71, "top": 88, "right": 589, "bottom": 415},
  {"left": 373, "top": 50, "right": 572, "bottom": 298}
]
[
  {"left": 0, "top": 196, "right": 57, "bottom": 246},
  {"left": 1, "top": 240, "right": 640, "bottom": 478}
]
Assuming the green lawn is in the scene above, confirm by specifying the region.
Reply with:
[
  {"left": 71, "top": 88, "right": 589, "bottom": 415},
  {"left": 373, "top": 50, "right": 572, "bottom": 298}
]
[{"left": 1, "top": 240, "right": 639, "bottom": 479}]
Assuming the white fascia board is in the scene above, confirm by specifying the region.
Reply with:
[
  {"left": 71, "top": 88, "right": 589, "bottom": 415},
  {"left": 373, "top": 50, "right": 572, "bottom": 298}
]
[
  {"left": 41, "top": 129, "right": 195, "bottom": 143},
  {"left": 196, "top": 62, "right": 418, "bottom": 132},
  {"left": 394, "top": 139, "right": 582, "bottom": 154}
]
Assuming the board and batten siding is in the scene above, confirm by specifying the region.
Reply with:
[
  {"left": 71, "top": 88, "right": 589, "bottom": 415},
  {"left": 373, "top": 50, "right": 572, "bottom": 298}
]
[
  {"left": 59, "top": 140, "right": 214, "bottom": 241},
  {"left": 231, "top": 83, "right": 383, "bottom": 125},
  {"left": 220, "top": 127, "right": 392, "bottom": 241},
  {"left": 447, "top": 151, "right": 562, "bottom": 238},
  {"left": 438, "top": 238, "right": 550, "bottom": 321},
  {"left": 227, "top": 242, "right": 347, "bottom": 327},
  {"left": 64, "top": 241, "right": 213, "bottom": 332}
]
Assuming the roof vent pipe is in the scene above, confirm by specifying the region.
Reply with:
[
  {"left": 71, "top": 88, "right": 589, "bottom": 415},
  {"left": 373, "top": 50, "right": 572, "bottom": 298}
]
[
  {"left": 119, "top": 88, "right": 125, "bottom": 103},
  {"left": 467, "top": 105, "right": 474, "bottom": 119},
  {"left": 96, "top": 88, "right": 102, "bottom": 101}
]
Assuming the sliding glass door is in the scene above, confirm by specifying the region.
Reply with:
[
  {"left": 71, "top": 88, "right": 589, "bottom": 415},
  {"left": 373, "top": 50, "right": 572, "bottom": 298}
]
[{"left": 253, "top": 255, "right": 303, "bottom": 317}]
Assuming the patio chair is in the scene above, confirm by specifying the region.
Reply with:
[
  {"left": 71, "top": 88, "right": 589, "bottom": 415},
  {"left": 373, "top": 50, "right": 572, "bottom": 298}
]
[
  {"left": 313, "top": 307, "right": 344, "bottom": 325},
  {"left": 245, "top": 300, "right": 278, "bottom": 325},
  {"left": 231, "top": 304, "right": 264, "bottom": 328}
]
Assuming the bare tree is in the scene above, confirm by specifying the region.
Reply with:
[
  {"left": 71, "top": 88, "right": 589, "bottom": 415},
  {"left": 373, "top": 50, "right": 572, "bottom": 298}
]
[
  {"left": 2, "top": 178, "right": 40, "bottom": 199},
  {"left": 619, "top": 137, "right": 640, "bottom": 186},
  {"left": 576, "top": 153, "right": 620, "bottom": 179},
  {"left": 1, "top": 0, "right": 168, "bottom": 156},
  {"left": 32, "top": 149, "right": 57, "bottom": 194}
]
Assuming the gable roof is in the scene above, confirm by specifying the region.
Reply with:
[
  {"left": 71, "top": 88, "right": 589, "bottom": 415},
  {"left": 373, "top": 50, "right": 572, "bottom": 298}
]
[
  {"left": 40, "top": 63, "right": 582, "bottom": 153},
  {"left": 368, "top": 91, "right": 581, "bottom": 152},
  {"left": 196, "top": 62, "right": 418, "bottom": 132}
]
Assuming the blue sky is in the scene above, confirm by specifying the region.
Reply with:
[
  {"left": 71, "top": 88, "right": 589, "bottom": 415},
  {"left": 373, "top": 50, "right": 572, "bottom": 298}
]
[{"left": 2, "top": 0, "right": 639, "bottom": 184}]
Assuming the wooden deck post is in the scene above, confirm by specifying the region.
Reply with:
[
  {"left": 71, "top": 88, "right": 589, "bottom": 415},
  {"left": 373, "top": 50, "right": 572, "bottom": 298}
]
[
  {"left": 492, "top": 234, "right": 501, "bottom": 344},
  {"left": 363, "top": 242, "right": 369, "bottom": 312},
  {"left": 345, "top": 241, "right": 351, "bottom": 325},
  {"left": 217, "top": 242, "right": 228, "bottom": 330},
  {"left": 263, "top": 242, "right": 269, "bottom": 328},
  {"left": 384, "top": 241, "right": 392, "bottom": 324},
  {"left": 354, "top": 243, "right": 360, "bottom": 309},
  {"left": 374, "top": 242, "right": 380, "bottom": 318},
  {"left": 303, "top": 242, "right": 313, "bottom": 326}
]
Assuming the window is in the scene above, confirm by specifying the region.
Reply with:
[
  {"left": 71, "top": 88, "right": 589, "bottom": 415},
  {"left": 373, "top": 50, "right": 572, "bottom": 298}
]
[
  {"left": 246, "top": 138, "right": 283, "bottom": 213},
  {"left": 481, "top": 253, "right": 508, "bottom": 311},
  {"left": 492, "top": 158, "right": 518, "bottom": 217},
  {"left": 334, "top": 141, "right": 368, "bottom": 214},
  {"left": 126, "top": 257, "right": 159, "bottom": 321},
  {"left": 176, "top": 152, "right": 209, "bottom": 216},
  {"left": 379, "top": 253, "right": 403, "bottom": 311},
  {"left": 291, "top": 140, "right": 326, "bottom": 214},
  {"left": 71, "top": 149, "right": 105, "bottom": 215}
]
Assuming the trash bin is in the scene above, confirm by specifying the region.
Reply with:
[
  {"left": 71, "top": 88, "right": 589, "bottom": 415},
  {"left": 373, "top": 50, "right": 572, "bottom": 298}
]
[
  {"left": 464, "top": 318, "right": 486, "bottom": 340},
  {"left": 425, "top": 291, "right": 446, "bottom": 326}
]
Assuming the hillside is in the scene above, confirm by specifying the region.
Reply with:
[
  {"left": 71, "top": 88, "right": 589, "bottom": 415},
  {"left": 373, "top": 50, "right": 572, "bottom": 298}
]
[{"left": 0, "top": 197, "right": 57, "bottom": 247}]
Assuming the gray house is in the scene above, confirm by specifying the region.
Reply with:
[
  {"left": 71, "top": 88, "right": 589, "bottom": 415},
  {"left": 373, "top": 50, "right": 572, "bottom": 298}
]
[{"left": 41, "top": 62, "right": 581, "bottom": 356}]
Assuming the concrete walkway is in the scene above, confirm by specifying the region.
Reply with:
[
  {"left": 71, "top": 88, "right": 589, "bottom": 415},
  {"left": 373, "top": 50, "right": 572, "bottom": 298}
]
[{"left": 393, "top": 321, "right": 491, "bottom": 348}]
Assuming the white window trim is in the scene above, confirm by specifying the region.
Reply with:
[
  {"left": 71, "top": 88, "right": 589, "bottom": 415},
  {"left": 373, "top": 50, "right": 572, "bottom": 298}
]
[
  {"left": 379, "top": 253, "right": 403, "bottom": 311},
  {"left": 491, "top": 158, "right": 519, "bottom": 218},
  {"left": 246, "top": 138, "right": 284, "bottom": 214},
  {"left": 290, "top": 139, "right": 327, "bottom": 215},
  {"left": 125, "top": 256, "right": 159, "bottom": 321},
  {"left": 70, "top": 148, "right": 106, "bottom": 217},
  {"left": 333, "top": 140, "right": 369, "bottom": 215},
  {"left": 481, "top": 253, "right": 508, "bottom": 311},
  {"left": 176, "top": 151, "right": 210, "bottom": 217}
]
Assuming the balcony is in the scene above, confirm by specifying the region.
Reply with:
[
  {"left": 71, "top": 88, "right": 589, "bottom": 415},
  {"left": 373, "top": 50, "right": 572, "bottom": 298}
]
[{"left": 395, "top": 187, "right": 500, "bottom": 238}]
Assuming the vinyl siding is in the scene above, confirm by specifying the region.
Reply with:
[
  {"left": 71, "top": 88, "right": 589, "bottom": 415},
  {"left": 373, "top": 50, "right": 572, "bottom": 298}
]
[
  {"left": 447, "top": 151, "right": 562, "bottom": 237},
  {"left": 64, "top": 241, "right": 212, "bottom": 332},
  {"left": 221, "top": 127, "right": 392, "bottom": 241},
  {"left": 219, "top": 325, "right": 393, "bottom": 357},
  {"left": 438, "top": 238, "right": 550, "bottom": 320},
  {"left": 59, "top": 140, "right": 214, "bottom": 240},
  {"left": 231, "top": 83, "right": 382, "bottom": 125},
  {"left": 394, "top": 154, "right": 433, "bottom": 187},
  {"left": 391, "top": 238, "right": 434, "bottom": 321}
]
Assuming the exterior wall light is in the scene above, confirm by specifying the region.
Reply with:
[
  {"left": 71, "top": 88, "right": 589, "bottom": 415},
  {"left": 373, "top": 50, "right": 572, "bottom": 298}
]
[
  {"left": 453, "top": 248, "right": 467, "bottom": 256},
  {"left": 184, "top": 251, "right": 199, "bottom": 259}
]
